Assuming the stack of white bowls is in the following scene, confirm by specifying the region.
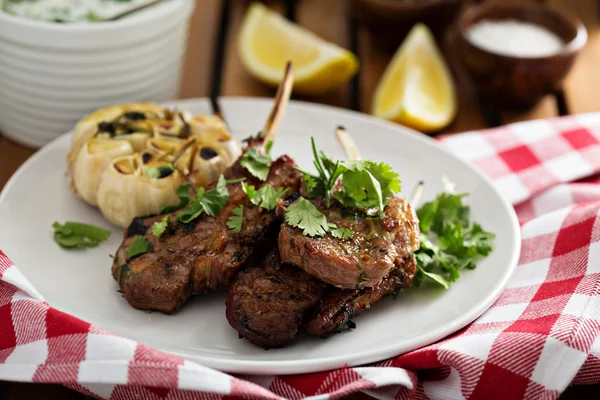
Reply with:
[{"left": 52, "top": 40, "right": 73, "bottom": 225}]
[{"left": 0, "top": 0, "right": 195, "bottom": 148}]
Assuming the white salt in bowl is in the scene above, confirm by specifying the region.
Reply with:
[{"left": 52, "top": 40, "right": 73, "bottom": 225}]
[
  {"left": 0, "top": 0, "right": 195, "bottom": 148},
  {"left": 457, "top": 2, "right": 587, "bottom": 109}
]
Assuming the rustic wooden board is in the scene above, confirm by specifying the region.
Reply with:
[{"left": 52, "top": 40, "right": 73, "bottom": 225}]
[
  {"left": 221, "top": 0, "right": 281, "bottom": 98},
  {"left": 295, "top": 0, "right": 352, "bottom": 109},
  {"left": 0, "top": 137, "right": 36, "bottom": 191},
  {"left": 179, "top": 0, "right": 223, "bottom": 99}
]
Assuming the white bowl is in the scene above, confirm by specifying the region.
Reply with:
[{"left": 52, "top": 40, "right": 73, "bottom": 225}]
[
  {"left": 0, "top": 63, "right": 183, "bottom": 148},
  {"left": 0, "top": 0, "right": 195, "bottom": 148},
  {"left": 0, "top": 0, "right": 194, "bottom": 50},
  {"left": 0, "top": 22, "right": 188, "bottom": 68}
]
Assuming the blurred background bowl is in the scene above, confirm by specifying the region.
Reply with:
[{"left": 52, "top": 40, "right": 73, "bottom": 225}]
[
  {"left": 0, "top": 0, "right": 195, "bottom": 148},
  {"left": 349, "top": 0, "right": 465, "bottom": 51},
  {"left": 457, "top": 2, "right": 587, "bottom": 109}
]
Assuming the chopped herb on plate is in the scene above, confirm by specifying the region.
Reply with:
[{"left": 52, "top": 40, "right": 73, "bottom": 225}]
[{"left": 52, "top": 221, "right": 111, "bottom": 249}]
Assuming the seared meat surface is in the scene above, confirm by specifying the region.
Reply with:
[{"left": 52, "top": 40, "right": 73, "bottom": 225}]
[
  {"left": 278, "top": 197, "right": 420, "bottom": 288},
  {"left": 305, "top": 257, "right": 417, "bottom": 337},
  {"left": 226, "top": 250, "right": 326, "bottom": 348},
  {"left": 112, "top": 150, "right": 302, "bottom": 314}
]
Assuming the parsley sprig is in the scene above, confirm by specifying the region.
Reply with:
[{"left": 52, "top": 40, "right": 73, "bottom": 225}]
[{"left": 413, "top": 181, "right": 495, "bottom": 289}]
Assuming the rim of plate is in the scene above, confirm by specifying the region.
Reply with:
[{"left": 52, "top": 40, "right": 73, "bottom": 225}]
[{"left": 0, "top": 97, "right": 521, "bottom": 375}]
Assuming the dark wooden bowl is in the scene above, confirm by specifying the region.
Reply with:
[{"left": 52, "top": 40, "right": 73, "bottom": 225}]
[
  {"left": 350, "top": 0, "right": 465, "bottom": 51},
  {"left": 457, "top": 3, "right": 587, "bottom": 109}
]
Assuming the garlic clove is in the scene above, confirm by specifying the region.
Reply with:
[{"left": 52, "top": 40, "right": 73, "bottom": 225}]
[
  {"left": 71, "top": 138, "right": 134, "bottom": 206},
  {"left": 97, "top": 153, "right": 183, "bottom": 228}
]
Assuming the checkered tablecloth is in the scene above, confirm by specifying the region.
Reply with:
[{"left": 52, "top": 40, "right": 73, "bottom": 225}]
[{"left": 2, "top": 113, "right": 600, "bottom": 399}]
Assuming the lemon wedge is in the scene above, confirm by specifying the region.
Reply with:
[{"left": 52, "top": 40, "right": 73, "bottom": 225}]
[
  {"left": 238, "top": 2, "right": 359, "bottom": 95},
  {"left": 372, "top": 24, "right": 456, "bottom": 133}
]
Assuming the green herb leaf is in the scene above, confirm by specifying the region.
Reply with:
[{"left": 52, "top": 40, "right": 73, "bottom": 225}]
[
  {"left": 52, "top": 221, "right": 111, "bottom": 249},
  {"left": 242, "top": 182, "right": 256, "bottom": 200},
  {"left": 151, "top": 215, "right": 170, "bottom": 239},
  {"left": 143, "top": 164, "right": 175, "bottom": 178},
  {"left": 243, "top": 182, "right": 287, "bottom": 210},
  {"left": 177, "top": 201, "right": 203, "bottom": 224},
  {"left": 227, "top": 205, "right": 244, "bottom": 233},
  {"left": 117, "top": 263, "right": 130, "bottom": 285},
  {"left": 200, "top": 175, "right": 230, "bottom": 217},
  {"left": 413, "top": 181, "right": 495, "bottom": 289},
  {"left": 303, "top": 173, "right": 326, "bottom": 198},
  {"left": 241, "top": 144, "right": 272, "bottom": 181},
  {"left": 126, "top": 236, "right": 152, "bottom": 258},
  {"left": 328, "top": 223, "right": 354, "bottom": 240},
  {"left": 177, "top": 175, "right": 231, "bottom": 223},
  {"left": 306, "top": 138, "right": 401, "bottom": 213},
  {"left": 284, "top": 197, "right": 329, "bottom": 237},
  {"left": 161, "top": 184, "right": 190, "bottom": 214}
]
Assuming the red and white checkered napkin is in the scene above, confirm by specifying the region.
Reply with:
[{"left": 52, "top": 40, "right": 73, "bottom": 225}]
[{"left": 2, "top": 114, "right": 600, "bottom": 400}]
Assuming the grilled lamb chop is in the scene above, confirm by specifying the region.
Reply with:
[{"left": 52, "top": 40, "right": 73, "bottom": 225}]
[
  {"left": 112, "top": 153, "right": 302, "bottom": 313},
  {"left": 277, "top": 196, "right": 420, "bottom": 288},
  {"left": 226, "top": 250, "right": 326, "bottom": 348},
  {"left": 112, "top": 62, "right": 298, "bottom": 313},
  {"left": 305, "top": 256, "right": 416, "bottom": 337}
]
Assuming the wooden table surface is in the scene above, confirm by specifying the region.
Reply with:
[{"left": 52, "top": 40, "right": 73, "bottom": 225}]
[{"left": 1, "top": 0, "right": 600, "bottom": 398}]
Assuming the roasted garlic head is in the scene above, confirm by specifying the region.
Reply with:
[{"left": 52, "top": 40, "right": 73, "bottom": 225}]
[{"left": 67, "top": 103, "right": 241, "bottom": 228}]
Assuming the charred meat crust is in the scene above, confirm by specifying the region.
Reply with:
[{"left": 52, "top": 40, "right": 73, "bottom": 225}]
[
  {"left": 226, "top": 251, "right": 326, "bottom": 348},
  {"left": 277, "top": 197, "right": 420, "bottom": 289},
  {"left": 305, "top": 257, "right": 417, "bottom": 338},
  {"left": 112, "top": 154, "right": 302, "bottom": 314}
]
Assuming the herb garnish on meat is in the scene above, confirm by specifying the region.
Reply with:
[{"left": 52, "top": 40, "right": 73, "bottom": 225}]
[
  {"left": 242, "top": 182, "right": 287, "bottom": 210},
  {"left": 151, "top": 216, "right": 170, "bottom": 239},
  {"left": 126, "top": 236, "right": 152, "bottom": 258},
  {"left": 285, "top": 137, "right": 401, "bottom": 239},
  {"left": 177, "top": 176, "right": 244, "bottom": 223},
  {"left": 227, "top": 205, "right": 244, "bottom": 233},
  {"left": 241, "top": 140, "right": 273, "bottom": 181}
]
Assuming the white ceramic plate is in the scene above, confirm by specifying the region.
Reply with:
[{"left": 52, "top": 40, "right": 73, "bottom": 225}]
[{"left": 0, "top": 98, "right": 520, "bottom": 375}]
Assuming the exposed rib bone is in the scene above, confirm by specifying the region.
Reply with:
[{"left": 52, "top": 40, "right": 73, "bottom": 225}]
[
  {"left": 335, "top": 125, "right": 361, "bottom": 161},
  {"left": 410, "top": 181, "right": 425, "bottom": 207},
  {"left": 259, "top": 61, "right": 294, "bottom": 147}
]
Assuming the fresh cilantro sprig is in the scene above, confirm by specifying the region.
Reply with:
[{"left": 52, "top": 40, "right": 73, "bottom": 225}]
[
  {"left": 284, "top": 197, "right": 354, "bottom": 239},
  {"left": 53, "top": 221, "right": 111, "bottom": 249},
  {"left": 227, "top": 205, "right": 244, "bottom": 233},
  {"left": 300, "top": 138, "right": 401, "bottom": 212},
  {"left": 160, "top": 184, "right": 190, "bottom": 214},
  {"left": 412, "top": 181, "right": 495, "bottom": 289},
  {"left": 328, "top": 223, "right": 354, "bottom": 240},
  {"left": 241, "top": 141, "right": 273, "bottom": 181},
  {"left": 151, "top": 215, "right": 170, "bottom": 239},
  {"left": 242, "top": 182, "right": 287, "bottom": 210},
  {"left": 177, "top": 176, "right": 244, "bottom": 224},
  {"left": 126, "top": 236, "right": 152, "bottom": 259},
  {"left": 285, "top": 198, "right": 329, "bottom": 237}
]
